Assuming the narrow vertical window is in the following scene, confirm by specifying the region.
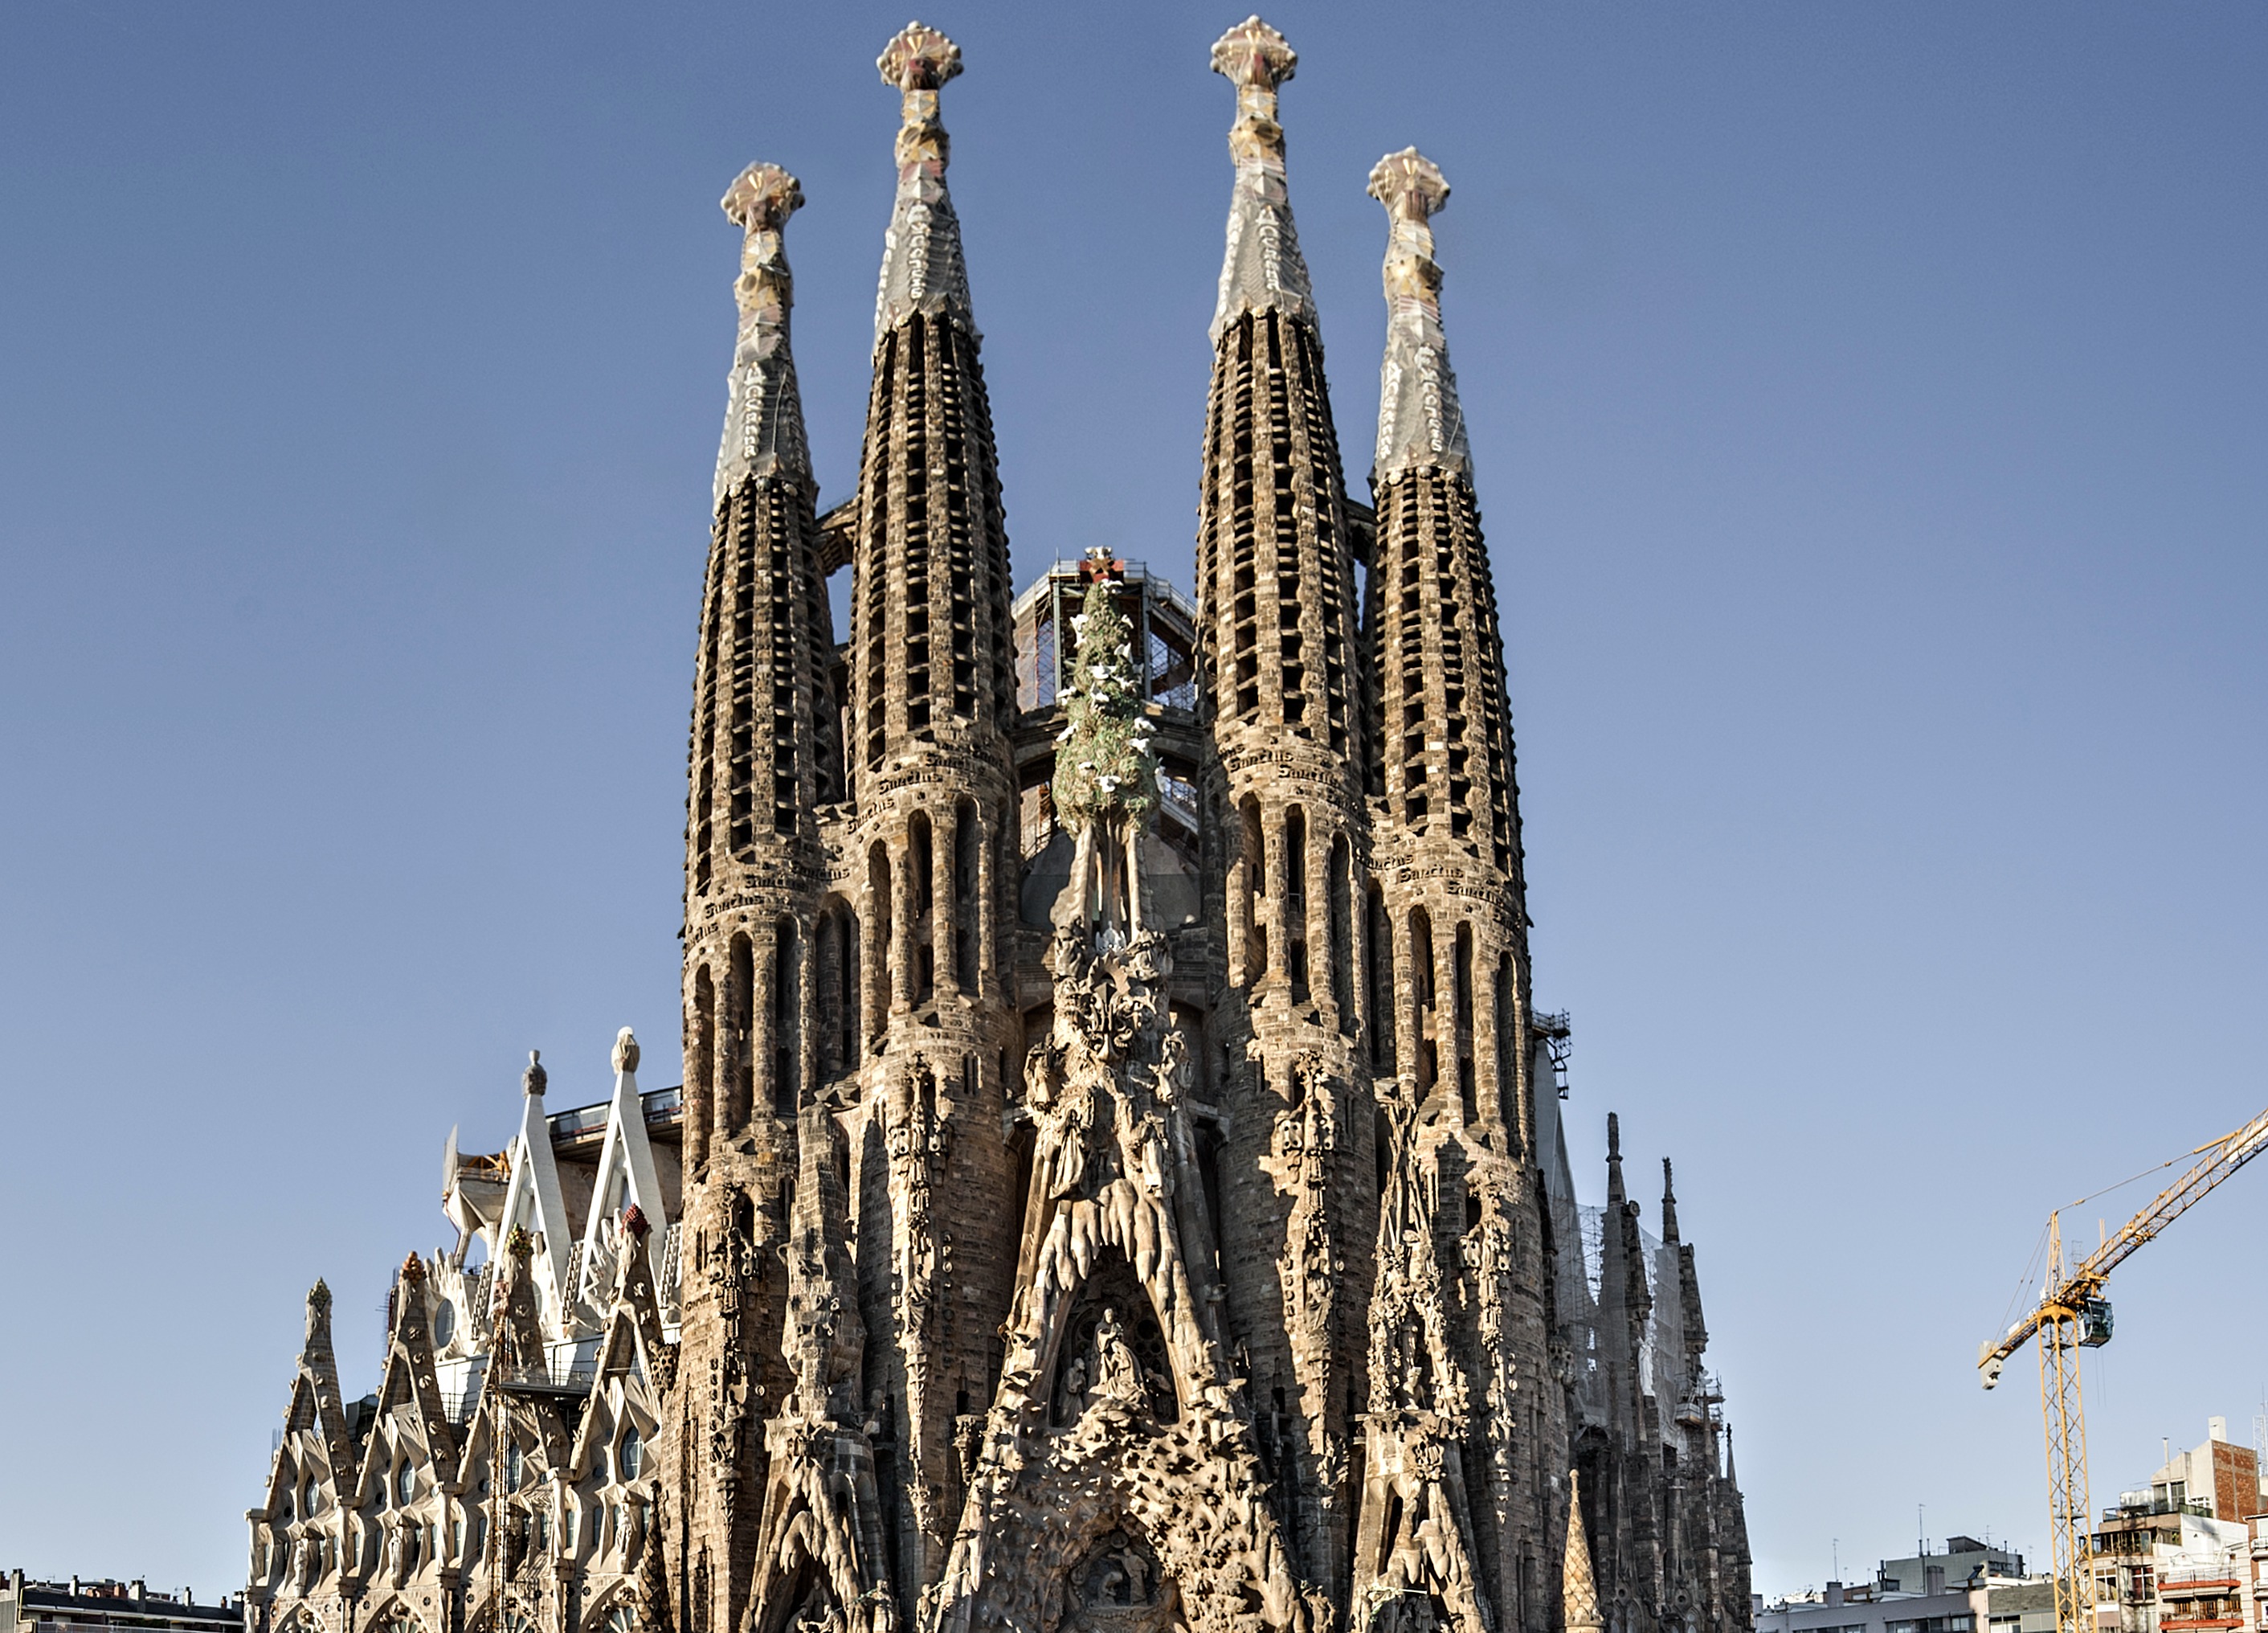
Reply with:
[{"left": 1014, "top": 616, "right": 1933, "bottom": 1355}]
[
  {"left": 728, "top": 932, "right": 754, "bottom": 1130},
  {"left": 909, "top": 812, "right": 935, "bottom": 1005},
  {"left": 1285, "top": 805, "right": 1310, "bottom": 1004},
  {"left": 866, "top": 843, "right": 892, "bottom": 1039},
  {"left": 692, "top": 965, "right": 716, "bottom": 1156},
  {"left": 773, "top": 915, "right": 800, "bottom": 1116},
  {"left": 1410, "top": 907, "right": 1435, "bottom": 1096},
  {"left": 1455, "top": 921, "right": 1477, "bottom": 1127},
  {"left": 1240, "top": 796, "right": 1266, "bottom": 983},
  {"left": 1367, "top": 884, "right": 1394, "bottom": 1070},
  {"left": 1329, "top": 833, "right": 1353, "bottom": 1025},
  {"left": 954, "top": 798, "right": 981, "bottom": 997}
]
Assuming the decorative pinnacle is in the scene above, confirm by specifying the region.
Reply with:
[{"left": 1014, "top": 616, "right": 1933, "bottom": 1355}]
[
  {"left": 1208, "top": 17, "right": 1315, "bottom": 341},
  {"left": 1370, "top": 148, "right": 1469, "bottom": 480},
  {"left": 398, "top": 1251, "right": 426, "bottom": 1286},
  {"left": 872, "top": 21, "right": 976, "bottom": 344},
  {"left": 612, "top": 1026, "right": 640, "bottom": 1075},
  {"left": 522, "top": 1049, "right": 546, "bottom": 1097},
  {"left": 879, "top": 21, "right": 962, "bottom": 94},
  {"left": 715, "top": 162, "right": 814, "bottom": 501},
  {"left": 881, "top": 22, "right": 960, "bottom": 170},
  {"left": 1369, "top": 146, "right": 1449, "bottom": 225},
  {"left": 1212, "top": 16, "right": 1296, "bottom": 96},
  {"left": 1212, "top": 17, "right": 1296, "bottom": 166},
  {"left": 722, "top": 164, "right": 801, "bottom": 322}
]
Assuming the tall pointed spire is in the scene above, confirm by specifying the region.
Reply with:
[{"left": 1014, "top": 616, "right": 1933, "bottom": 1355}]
[
  {"left": 850, "top": 19, "right": 1018, "bottom": 767},
  {"left": 1209, "top": 17, "right": 1315, "bottom": 342},
  {"left": 844, "top": 26, "right": 1022, "bottom": 1610},
  {"left": 714, "top": 162, "right": 812, "bottom": 506},
  {"left": 1192, "top": 18, "right": 1369, "bottom": 1593},
  {"left": 1563, "top": 1470, "right": 1606, "bottom": 1633},
  {"left": 1661, "top": 1155, "right": 1682, "bottom": 1242},
  {"left": 1359, "top": 147, "right": 1556, "bottom": 1627},
  {"left": 1606, "top": 1111, "right": 1624, "bottom": 1195},
  {"left": 681, "top": 157, "right": 840, "bottom": 1173},
  {"left": 874, "top": 22, "right": 975, "bottom": 345},
  {"left": 1369, "top": 148, "right": 1469, "bottom": 481},
  {"left": 1363, "top": 149, "right": 1518, "bottom": 878}
]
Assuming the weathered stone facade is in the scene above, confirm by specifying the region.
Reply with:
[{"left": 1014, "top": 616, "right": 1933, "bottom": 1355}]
[{"left": 246, "top": 18, "right": 1750, "bottom": 1633}]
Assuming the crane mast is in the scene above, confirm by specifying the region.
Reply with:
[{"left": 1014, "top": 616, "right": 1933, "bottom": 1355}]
[{"left": 1980, "top": 1104, "right": 2268, "bottom": 1633}]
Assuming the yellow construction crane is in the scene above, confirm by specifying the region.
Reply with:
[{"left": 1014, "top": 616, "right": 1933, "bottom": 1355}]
[{"left": 1979, "top": 1104, "right": 2268, "bottom": 1633}]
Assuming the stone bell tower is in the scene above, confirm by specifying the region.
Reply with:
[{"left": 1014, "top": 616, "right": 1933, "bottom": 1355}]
[
  {"left": 1191, "top": 17, "right": 1377, "bottom": 1596},
  {"left": 674, "top": 157, "right": 835, "bottom": 1633},
  {"left": 1357, "top": 146, "right": 1567, "bottom": 1633},
  {"left": 843, "top": 21, "right": 1023, "bottom": 1604}
]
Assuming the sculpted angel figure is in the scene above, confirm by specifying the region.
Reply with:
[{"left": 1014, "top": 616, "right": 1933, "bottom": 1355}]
[{"left": 1026, "top": 1037, "right": 1101, "bottom": 1202}]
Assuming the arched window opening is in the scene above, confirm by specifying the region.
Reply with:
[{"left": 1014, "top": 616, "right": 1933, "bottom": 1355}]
[
  {"left": 728, "top": 932, "right": 754, "bottom": 1131},
  {"left": 1411, "top": 907, "right": 1436, "bottom": 1097},
  {"left": 1240, "top": 796, "right": 1265, "bottom": 983},
  {"left": 1284, "top": 806, "right": 1310, "bottom": 1005},
  {"left": 691, "top": 965, "right": 716, "bottom": 1160},
  {"left": 1455, "top": 921, "right": 1477, "bottom": 1127},
  {"left": 866, "top": 842, "right": 891, "bottom": 1041},
  {"left": 1497, "top": 954, "right": 1518, "bottom": 1147},
  {"left": 815, "top": 911, "right": 844, "bottom": 1079},
  {"left": 954, "top": 799, "right": 981, "bottom": 996},
  {"left": 1194, "top": 1118, "right": 1227, "bottom": 1278},
  {"left": 1367, "top": 884, "right": 1394, "bottom": 1070},
  {"left": 909, "top": 812, "right": 936, "bottom": 1006},
  {"left": 1329, "top": 833, "right": 1354, "bottom": 1026},
  {"left": 773, "top": 915, "right": 800, "bottom": 1117}
]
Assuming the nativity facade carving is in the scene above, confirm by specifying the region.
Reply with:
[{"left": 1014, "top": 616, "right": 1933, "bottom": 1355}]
[{"left": 246, "top": 20, "right": 1750, "bottom": 1633}]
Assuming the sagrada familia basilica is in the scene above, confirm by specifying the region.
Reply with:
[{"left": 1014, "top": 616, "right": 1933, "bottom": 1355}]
[{"left": 243, "top": 20, "right": 1751, "bottom": 1633}]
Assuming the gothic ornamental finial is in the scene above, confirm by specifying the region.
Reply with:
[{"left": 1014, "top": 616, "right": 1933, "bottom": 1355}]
[
  {"left": 873, "top": 22, "right": 975, "bottom": 346},
  {"left": 1208, "top": 17, "right": 1315, "bottom": 342},
  {"left": 714, "top": 162, "right": 814, "bottom": 505},
  {"left": 523, "top": 1048, "right": 547, "bottom": 1097},
  {"left": 1369, "top": 146, "right": 1470, "bottom": 481},
  {"left": 613, "top": 1026, "right": 641, "bottom": 1075},
  {"left": 879, "top": 21, "right": 962, "bottom": 96}
]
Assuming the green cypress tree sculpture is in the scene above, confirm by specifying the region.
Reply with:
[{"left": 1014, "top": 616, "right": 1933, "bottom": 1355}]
[{"left": 1051, "top": 550, "right": 1158, "bottom": 938}]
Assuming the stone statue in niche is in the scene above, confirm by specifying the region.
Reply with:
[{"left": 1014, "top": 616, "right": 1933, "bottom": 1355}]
[
  {"left": 1052, "top": 1275, "right": 1179, "bottom": 1428},
  {"left": 1026, "top": 1038, "right": 1098, "bottom": 1203},
  {"left": 1092, "top": 1307, "right": 1144, "bottom": 1406},
  {"left": 1063, "top": 1527, "right": 1182, "bottom": 1632}
]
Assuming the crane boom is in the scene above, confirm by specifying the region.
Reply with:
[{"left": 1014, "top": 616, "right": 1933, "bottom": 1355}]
[
  {"left": 1979, "top": 1103, "right": 2268, "bottom": 1382},
  {"left": 1977, "top": 1099, "right": 2268, "bottom": 1633}
]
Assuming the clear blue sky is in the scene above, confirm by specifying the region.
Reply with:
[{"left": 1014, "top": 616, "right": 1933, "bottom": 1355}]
[{"left": 2, "top": 0, "right": 2262, "bottom": 1603}]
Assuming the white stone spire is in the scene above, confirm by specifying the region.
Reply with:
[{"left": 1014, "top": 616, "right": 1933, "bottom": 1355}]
[
  {"left": 1369, "top": 147, "right": 1471, "bottom": 481},
  {"left": 873, "top": 21, "right": 976, "bottom": 348},
  {"left": 713, "top": 162, "right": 813, "bottom": 509},
  {"left": 1208, "top": 16, "right": 1317, "bottom": 344}
]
